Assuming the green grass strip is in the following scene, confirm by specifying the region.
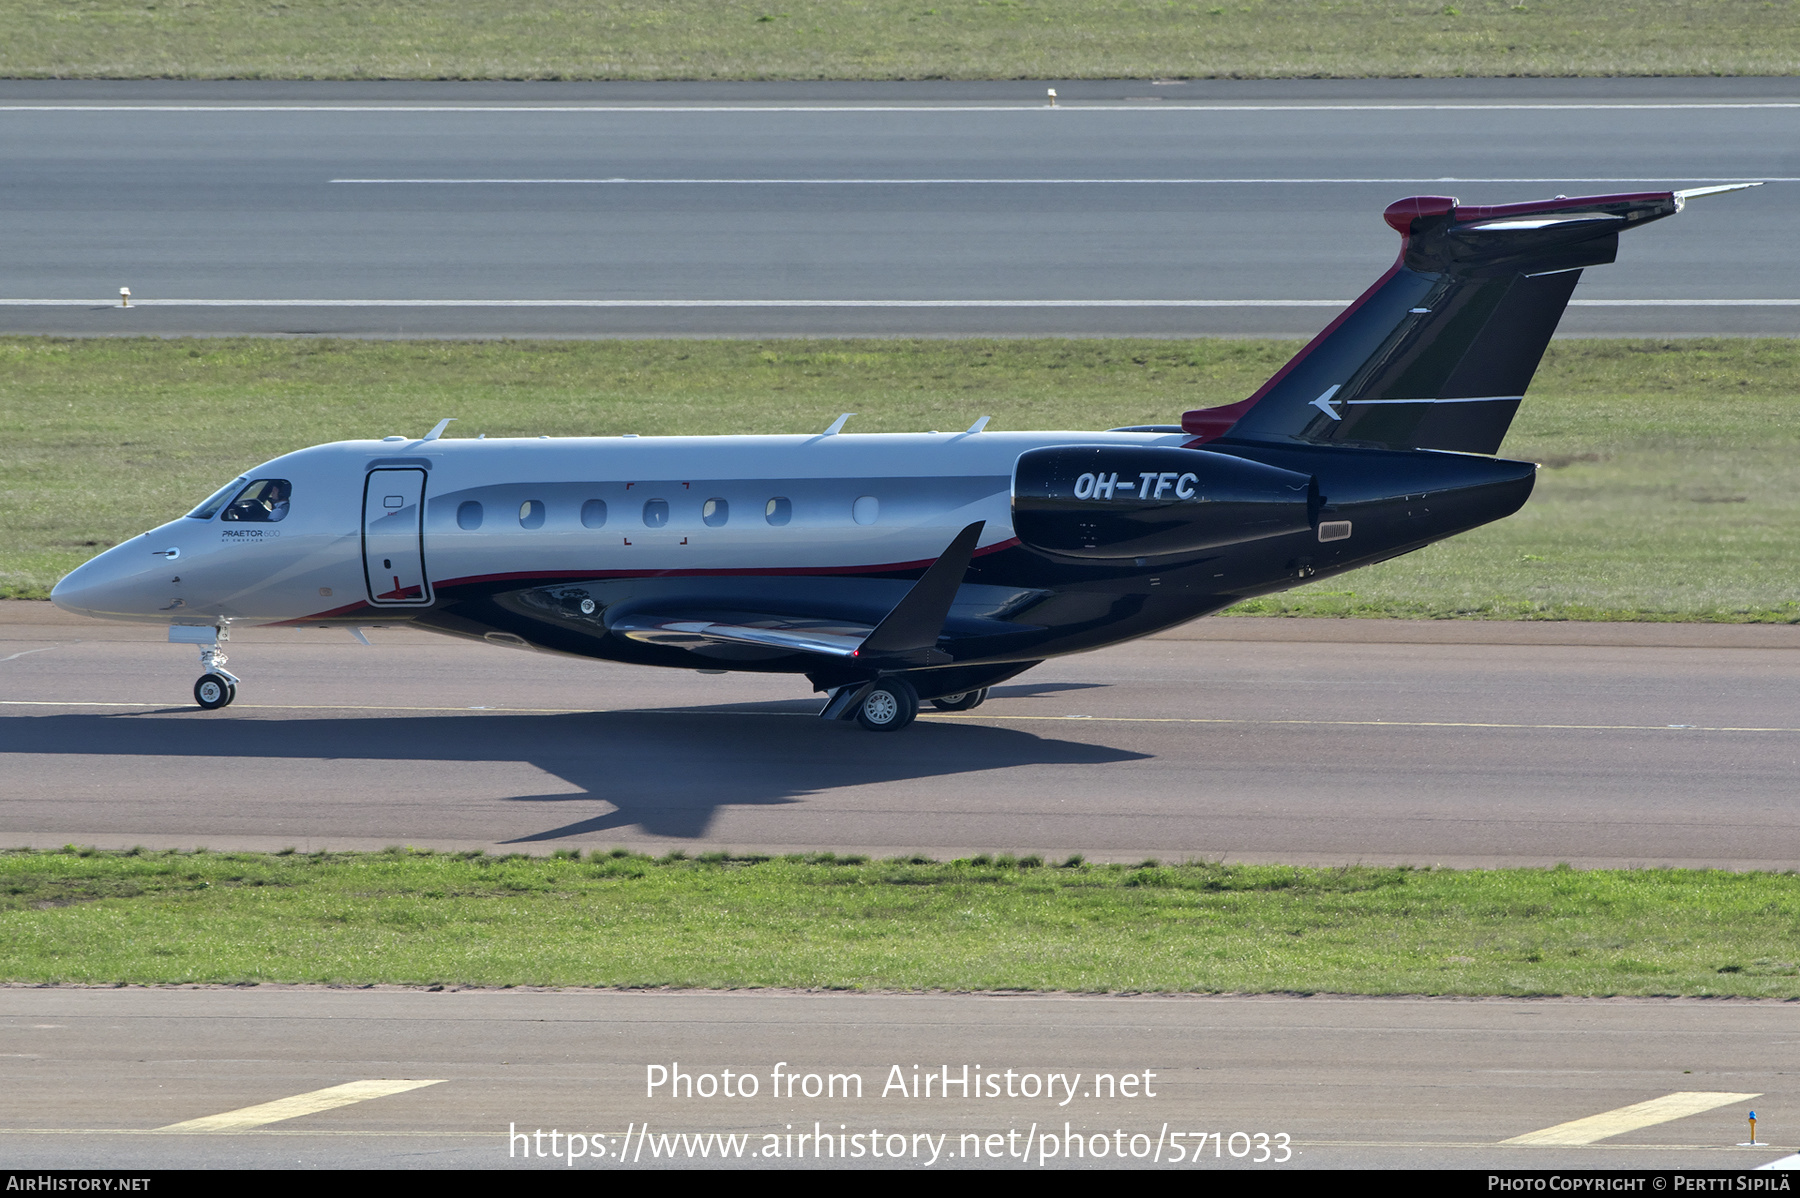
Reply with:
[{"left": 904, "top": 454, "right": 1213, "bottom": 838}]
[
  {"left": 7, "top": 335, "right": 1800, "bottom": 621},
  {"left": 3, "top": 0, "right": 1796, "bottom": 80},
  {"left": 4, "top": 848, "right": 1798, "bottom": 997}
]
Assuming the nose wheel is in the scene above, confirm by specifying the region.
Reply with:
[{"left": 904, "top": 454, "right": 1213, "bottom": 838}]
[{"left": 194, "top": 673, "right": 237, "bottom": 709}]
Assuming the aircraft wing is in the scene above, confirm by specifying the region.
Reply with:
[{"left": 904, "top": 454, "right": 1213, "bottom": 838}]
[
  {"left": 607, "top": 520, "right": 990, "bottom": 667},
  {"left": 608, "top": 613, "right": 872, "bottom": 659}
]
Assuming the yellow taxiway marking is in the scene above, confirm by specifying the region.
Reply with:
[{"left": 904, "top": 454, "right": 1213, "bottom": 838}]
[
  {"left": 927, "top": 714, "right": 1800, "bottom": 733},
  {"left": 1502, "top": 1091, "right": 1761, "bottom": 1146},
  {"left": 155, "top": 1079, "right": 444, "bottom": 1133},
  {"left": 4, "top": 699, "right": 1800, "bottom": 735}
]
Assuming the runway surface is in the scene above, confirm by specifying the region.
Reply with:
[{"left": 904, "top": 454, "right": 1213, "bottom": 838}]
[
  {"left": 1, "top": 78, "right": 1794, "bottom": 338},
  {"left": 2, "top": 987, "right": 1794, "bottom": 1170},
  {"left": 6, "top": 601, "right": 1800, "bottom": 868}
]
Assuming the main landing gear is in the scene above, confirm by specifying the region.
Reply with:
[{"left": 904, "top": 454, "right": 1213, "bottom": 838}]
[
  {"left": 855, "top": 677, "right": 919, "bottom": 732},
  {"left": 820, "top": 677, "right": 921, "bottom": 731},
  {"left": 820, "top": 680, "right": 991, "bottom": 730},
  {"left": 193, "top": 642, "right": 239, "bottom": 710}
]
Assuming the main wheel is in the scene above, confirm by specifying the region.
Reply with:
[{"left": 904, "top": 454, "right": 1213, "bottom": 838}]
[
  {"left": 855, "top": 678, "right": 919, "bottom": 732},
  {"left": 194, "top": 673, "right": 233, "bottom": 710},
  {"left": 930, "top": 688, "right": 988, "bottom": 712}
]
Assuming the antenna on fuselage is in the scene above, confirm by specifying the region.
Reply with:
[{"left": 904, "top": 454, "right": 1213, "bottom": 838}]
[
  {"left": 421, "top": 417, "right": 456, "bottom": 441},
  {"left": 822, "top": 413, "right": 855, "bottom": 435},
  {"left": 965, "top": 415, "right": 991, "bottom": 434}
]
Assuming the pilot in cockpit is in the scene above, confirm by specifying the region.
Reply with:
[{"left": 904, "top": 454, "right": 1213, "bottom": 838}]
[
  {"left": 222, "top": 478, "right": 291, "bottom": 523},
  {"left": 266, "top": 480, "right": 290, "bottom": 522}
]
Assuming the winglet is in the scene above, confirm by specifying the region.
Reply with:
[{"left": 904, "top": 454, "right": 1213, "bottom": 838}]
[
  {"left": 422, "top": 418, "right": 456, "bottom": 441},
  {"left": 823, "top": 413, "right": 855, "bottom": 436},
  {"left": 856, "top": 521, "right": 985, "bottom": 661}
]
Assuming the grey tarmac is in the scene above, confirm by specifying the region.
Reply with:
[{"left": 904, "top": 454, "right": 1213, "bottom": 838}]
[
  {"left": 0, "top": 77, "right": 1794, "bottom": 338},
  {"left": 0, "top": 987, "right": 1794, "bottom": 1170},
  {"left": 5, "top": 601, "right": 1800, "bottom": 868}
]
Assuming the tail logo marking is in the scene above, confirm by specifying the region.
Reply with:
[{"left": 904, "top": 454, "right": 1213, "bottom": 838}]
[{"left": 1310, "top": 385, "right": 1344, "bottom": 421}]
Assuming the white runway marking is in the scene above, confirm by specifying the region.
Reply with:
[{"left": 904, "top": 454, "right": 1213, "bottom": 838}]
[
  {"left": 155, "top": 1079, "right": 445, "bottom": 1133},
  {"left": 0, "top": 298, "right": 1795, "bottom": 308},
  {"left": 0, "top": 645, "right": 62, "bottom": 662},
  {"left": 330, "top": 176, "right": 1797, "bottom": 185},
  {"left": 1, "top": 103, "right": 1797, "bottom": 113},
  {"left": 1569, "top": 299, "right": 1800, "bottom": 307},
  {"left": 0, "top": 298, "right": 1355, "bottom": 308},
  {"left": 1502, "top": 1092, "right": 1761, "bottom": 1146}
]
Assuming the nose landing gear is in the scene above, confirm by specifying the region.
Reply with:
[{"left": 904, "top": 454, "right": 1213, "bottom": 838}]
[{"left": 193, "top": 642, "right": 239, "bottom": 710}]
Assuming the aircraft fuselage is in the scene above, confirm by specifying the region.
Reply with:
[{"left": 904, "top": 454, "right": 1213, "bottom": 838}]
[{"left": 53, "top": 427, "right": 1535, "bottom": 702}]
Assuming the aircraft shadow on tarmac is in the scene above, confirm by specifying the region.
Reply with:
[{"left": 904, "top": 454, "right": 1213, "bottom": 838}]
[{"left": 3, "top": 695, "right": 1145, "bottom": 840}]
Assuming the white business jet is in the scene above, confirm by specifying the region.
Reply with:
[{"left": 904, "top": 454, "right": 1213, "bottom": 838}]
[{"left": 52, "top": 187, "right": 1745, "bottom": 729}]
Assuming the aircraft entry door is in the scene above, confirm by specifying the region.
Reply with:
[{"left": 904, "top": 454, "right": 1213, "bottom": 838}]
[{"left": 362, "top": 468, "right": 433, "bottom": 606}]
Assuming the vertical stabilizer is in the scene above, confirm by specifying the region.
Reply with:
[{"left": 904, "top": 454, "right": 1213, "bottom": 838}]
[{"left": 1184, "top": 190, "right": 1693, "bottom": 454}]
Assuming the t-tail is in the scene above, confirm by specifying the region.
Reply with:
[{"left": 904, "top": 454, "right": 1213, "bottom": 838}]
[{"left": 1184, "top": 184, "right": 1759, "bottom": 452}]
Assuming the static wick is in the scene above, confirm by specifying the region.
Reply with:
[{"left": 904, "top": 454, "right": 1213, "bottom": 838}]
[
  {"left": 119, "top": 287, "right": 131, "bottom": 308},
  {"left": 1046, "top": 88, "right": 1057, "bottom": 107}
]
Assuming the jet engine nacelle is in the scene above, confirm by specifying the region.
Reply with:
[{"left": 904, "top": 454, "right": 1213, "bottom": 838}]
[{"left": 1011, "top": 445, "right": 1315, "bottom": 560}]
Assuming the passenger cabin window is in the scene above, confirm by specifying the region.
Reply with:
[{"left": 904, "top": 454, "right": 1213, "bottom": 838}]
[
  {"left": 765, "top": 497, "right": 791, "bottom": 526},
  {"left": 187, "top": 476, "right": 248, "bottom": 520},
  {"left": 518, "top": 500, "right": 545, "bottom": 529},
  {"left": 852, "top": 496, "right": 879, "bottom": 526},
  {"left": 457, "top": 501, "right": 483, "bottom": 530},
  {"left": 581, "top": 499, "right": 608, "bottom": 529},
  {"left": 702, "top": 498, "right": 729, "bottom": 527},
  {"left": 220, "top": 478, "right": 292, "bottom": 523},
  {"left": 642, "top": 499, "right": 669, "bottom": 528}
]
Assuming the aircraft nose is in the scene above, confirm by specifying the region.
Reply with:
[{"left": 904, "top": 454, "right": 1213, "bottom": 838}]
[
  {"left": 51, "top": 539, "right": 170, "bottom": 619},
  {"left": 50, "top": 554, "right": 104, "bottom": 615}
]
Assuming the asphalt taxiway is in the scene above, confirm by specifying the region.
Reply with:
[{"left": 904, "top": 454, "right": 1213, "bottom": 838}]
[
  {"left": 5, "top": 601, "right": 1799, "bottom": 868},
  {"left": 0, "top": 77, "right": 1793, "bottom": 338},
  {"left": 2, "top": 987, "right": 1795, "bottom": 1170}
]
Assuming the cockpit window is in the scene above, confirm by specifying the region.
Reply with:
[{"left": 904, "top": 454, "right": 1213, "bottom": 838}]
[
  {"left": 220, "top": 478, "right": 293, "bottom": 523},
  {"left": 187, "top": 476, "right": 248, "bottom": 520}
]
